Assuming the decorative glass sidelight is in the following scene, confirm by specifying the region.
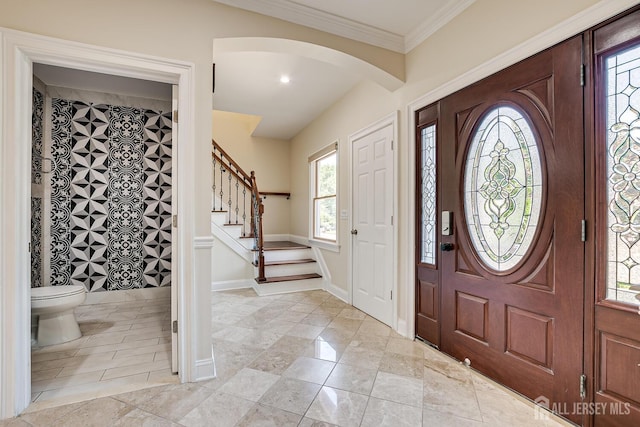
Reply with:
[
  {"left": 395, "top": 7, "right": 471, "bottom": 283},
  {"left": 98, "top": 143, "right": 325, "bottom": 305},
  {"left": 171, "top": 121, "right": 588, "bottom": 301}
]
[
  {"left": 464, "top": 106, "right": 542, "bottom": 272},
  {"left": 605, "top": 43, "right": 640, "bottom": 305},
  {"left": 421, "top": 124, "right": 437, "bottom": 265}
]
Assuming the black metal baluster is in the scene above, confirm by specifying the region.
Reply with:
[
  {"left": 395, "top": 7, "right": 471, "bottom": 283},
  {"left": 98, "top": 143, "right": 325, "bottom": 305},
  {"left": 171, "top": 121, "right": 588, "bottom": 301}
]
[
  {"left": 212, "top": 149, "right": 216, "bottom": 211},
  {"left": 219, "top": 154, "right": 224, "bottom": 211},
  {"left": 235, "top": 174, "right": 240, "bottom": 224},
  {"left": 227, "top": 168, "right": 232, "bottom": 224},
  {"left": 242, "top": 186, "right": 247, "bottom": 236}
]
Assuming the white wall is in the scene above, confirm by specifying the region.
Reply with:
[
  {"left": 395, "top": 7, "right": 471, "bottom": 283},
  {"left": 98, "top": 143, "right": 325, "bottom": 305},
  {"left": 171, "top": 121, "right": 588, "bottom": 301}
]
[
  {"left": 290, "top": 80, "right": 399, "bottom": 291},
  {"left": 211, "top": 239, "right": 254, "bottom": 283}
]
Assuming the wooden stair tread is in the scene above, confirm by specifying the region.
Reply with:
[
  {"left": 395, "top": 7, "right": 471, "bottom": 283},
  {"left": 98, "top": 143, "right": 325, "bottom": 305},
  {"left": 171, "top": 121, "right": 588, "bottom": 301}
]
[
  {"left": 223, "top": 223, "right": 243, "bottom": 226},
  {"left": 263, "top": 241, "right": 310, "bottom": 250},
  {"left": 264, "top": 259, "right": 316, "bottom": 266},
  {"left": 257, "top": 273, "right": 322, "bottom": 284}
]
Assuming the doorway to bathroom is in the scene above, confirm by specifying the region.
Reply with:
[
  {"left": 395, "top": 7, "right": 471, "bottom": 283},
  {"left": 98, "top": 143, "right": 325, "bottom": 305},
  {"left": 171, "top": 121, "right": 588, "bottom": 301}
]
[
  {"left": 0, "top": 31, "right": 200, "bottom": 417},
  {"left": 28, "top": 63, "right": 179, "bottom": 407}
]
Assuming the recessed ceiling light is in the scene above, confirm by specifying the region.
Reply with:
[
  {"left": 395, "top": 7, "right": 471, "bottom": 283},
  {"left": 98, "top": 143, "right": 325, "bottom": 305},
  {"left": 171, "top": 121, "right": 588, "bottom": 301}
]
[{"left": 280, "top": 75, "right": 290, "bottom": 84}]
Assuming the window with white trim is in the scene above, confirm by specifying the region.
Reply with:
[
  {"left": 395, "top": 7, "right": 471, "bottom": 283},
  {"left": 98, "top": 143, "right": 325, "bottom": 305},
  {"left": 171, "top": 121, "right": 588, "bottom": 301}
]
[{"left": 309, "top": 143, "right": 338, "bottom": 243}]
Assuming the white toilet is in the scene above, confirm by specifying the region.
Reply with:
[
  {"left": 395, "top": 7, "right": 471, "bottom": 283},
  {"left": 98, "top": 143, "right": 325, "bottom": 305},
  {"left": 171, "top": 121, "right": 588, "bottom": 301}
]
[{"left": 31, "top": 285, "right": 87, "bottom": 346}]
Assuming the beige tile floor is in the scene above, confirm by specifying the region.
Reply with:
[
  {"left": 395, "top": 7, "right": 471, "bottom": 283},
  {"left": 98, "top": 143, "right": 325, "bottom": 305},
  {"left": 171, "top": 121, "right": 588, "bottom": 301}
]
[
  {"left": 29, "top": 296, "right": 177, "bottom": 411},
  {"left": 3, "top": 289, "right": 573, "bottom": 426}
]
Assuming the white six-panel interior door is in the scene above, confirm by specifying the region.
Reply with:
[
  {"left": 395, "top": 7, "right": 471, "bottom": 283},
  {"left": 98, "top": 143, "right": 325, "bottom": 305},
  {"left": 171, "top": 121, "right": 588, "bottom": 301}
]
[{"left": 351, "top": 120, "right": 394, "bottom": 325}]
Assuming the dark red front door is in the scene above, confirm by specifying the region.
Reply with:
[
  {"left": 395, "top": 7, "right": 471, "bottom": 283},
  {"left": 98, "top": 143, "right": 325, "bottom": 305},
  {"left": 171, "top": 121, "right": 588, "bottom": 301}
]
[{"left": 439, "top": 36, "right": 585, "bottom": 424}]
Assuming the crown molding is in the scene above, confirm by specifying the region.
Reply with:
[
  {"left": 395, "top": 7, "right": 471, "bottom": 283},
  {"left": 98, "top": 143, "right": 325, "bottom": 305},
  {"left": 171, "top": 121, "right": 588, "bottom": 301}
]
[
  {"left": 212, "top": 0, "right": 475, "bottom": 54},
  {"left": 212, "top": 0, "right": 405, "bottom": 52},
  {"left": 404, "top": 0, "right": 475, "bottom": 53}
]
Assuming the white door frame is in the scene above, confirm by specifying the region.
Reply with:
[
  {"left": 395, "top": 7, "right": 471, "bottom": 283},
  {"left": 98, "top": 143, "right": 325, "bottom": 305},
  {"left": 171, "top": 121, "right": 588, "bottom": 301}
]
[
  {"left": 348, "top": 111, "right": 399, "bottom": 330},
  {"left": 0, "top": 28, "right": 196, "bottom": 418}
]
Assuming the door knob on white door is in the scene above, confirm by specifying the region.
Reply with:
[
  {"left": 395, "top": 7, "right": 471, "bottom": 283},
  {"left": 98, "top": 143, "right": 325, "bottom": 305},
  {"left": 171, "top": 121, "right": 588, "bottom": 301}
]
[{"left": 351, "top": 229, "right": 358, "bottom": 235}]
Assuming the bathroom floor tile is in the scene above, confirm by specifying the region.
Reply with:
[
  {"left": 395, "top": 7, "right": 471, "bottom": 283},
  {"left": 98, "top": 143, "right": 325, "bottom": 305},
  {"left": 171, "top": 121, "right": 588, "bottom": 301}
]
[{"left": 30, "top": 298, "right": 173, "bottom": 408}]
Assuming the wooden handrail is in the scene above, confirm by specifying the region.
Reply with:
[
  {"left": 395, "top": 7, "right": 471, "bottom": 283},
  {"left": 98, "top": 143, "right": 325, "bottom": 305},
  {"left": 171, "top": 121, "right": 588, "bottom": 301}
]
[
  {"left": 212, "top": 152, "right": 250, "bottom": 191},
  {"left": 260, "top": 192, "right": 291, "bottom": 199},
  {"left": 212, "top": 139, "right": 252, "bottom": 185},
  {"left": 213, "top": 138, "right": 266, "bottom": 282}
]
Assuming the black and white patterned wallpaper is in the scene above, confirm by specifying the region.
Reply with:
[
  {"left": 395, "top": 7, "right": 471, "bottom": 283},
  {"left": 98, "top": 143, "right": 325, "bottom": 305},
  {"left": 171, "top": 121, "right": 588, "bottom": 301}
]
[
  {"left": 30, "top": 197, "right": 43, "bottom": 288},
  {"left": 49, "top": 98, "right": 172, "bottom": 292},
  {"left": 32, "top": 88, "right": 44, "bottom": 185},
  {"left": 31, "top": 87, "right": 44, "bottom": 288}
]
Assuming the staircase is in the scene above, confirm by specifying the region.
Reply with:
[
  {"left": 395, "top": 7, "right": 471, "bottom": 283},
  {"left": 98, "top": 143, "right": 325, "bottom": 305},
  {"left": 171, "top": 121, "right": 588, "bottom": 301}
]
[{"left": 210, "top": 139, "right": 324, "bottom": 296}]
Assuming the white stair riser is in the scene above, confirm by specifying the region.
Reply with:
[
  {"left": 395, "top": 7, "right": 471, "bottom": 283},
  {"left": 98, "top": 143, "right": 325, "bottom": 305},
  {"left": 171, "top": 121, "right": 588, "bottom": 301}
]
[
  {"left": 211, "top": 211, "right": 229, "bottom": 226},
  {"left": 222, "top": 225, "right": 244, "bottom": 239},
  {"left": 253, "top": 278, "right": 323, "bottom": 296},
  {"left": 212, "top": 212, "right": 251, "bottom": 235},
  {"left": 265, "top": 263, "right": 318, "bottom": 277},
  {"left": 239, "top": 238, "right": 257, "bottom": 249},
  {"left": 263, "top": 249, "right": 313, "bottom": 263}
]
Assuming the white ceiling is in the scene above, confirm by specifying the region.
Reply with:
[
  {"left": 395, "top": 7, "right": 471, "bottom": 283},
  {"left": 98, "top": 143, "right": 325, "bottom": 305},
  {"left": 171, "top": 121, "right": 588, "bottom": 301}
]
[
  {"left": 213, "top": 51, "right": 360, "bottom": 140},
  {"left": 212, "top": 1, "right": 474, "bottom": 140},
  {"left": 33, "top": 2, "right": 475, "bottom": 142}
]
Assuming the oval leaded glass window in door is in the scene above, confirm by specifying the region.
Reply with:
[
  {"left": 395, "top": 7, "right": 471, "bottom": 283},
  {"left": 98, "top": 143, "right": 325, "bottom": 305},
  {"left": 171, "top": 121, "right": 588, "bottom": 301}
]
[
  {"left": 463, "top": 105, "right": 543, "bottom": 272},
  {"left": 605, "top": 43, "right": 640, "bottom": 306}
]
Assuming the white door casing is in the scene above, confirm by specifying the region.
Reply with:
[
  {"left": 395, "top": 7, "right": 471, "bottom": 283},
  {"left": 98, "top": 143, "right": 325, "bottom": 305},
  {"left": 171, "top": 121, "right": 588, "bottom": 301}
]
[
  {"left": 350, "top": 116, "right": 396, "bottom": 326},
  {"left": 0, "top": 28, "right": 198, "bottom": 419},
  {"left": 171, "top": 85, "right": 179, "bottom": 374}
]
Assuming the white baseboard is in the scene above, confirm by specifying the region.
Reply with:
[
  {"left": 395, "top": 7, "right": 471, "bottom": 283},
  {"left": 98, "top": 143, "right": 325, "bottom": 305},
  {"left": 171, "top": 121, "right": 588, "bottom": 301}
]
[
  {"left": 287, "top": 234, "right": 309, "bottom": 246},
  {"left": 83, "top": 286, "right": 171, "bottom": 305},
  {"left": 253, "top": 278, "right": 323, "bottom": 296},
  {"left": 211, "top": 279, "right": 254, "bottom": 292},
  {"left": 264, "top": 234, "right": 293, "bottom": 242},
  {"left": 194, "top": 357, "right": 216, "bottom": 382},
  {"left": 325, "top": 282, "right": 348, "bottom": 303},
  {"left": 396, "top": 318, "right": 409, "bottom": 338}
]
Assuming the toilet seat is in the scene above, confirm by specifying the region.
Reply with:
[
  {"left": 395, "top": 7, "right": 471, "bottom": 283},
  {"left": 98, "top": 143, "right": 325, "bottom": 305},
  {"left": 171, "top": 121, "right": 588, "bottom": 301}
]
[{"left": 31, "top": 285, "right": 86, "bottom": 300}]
